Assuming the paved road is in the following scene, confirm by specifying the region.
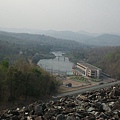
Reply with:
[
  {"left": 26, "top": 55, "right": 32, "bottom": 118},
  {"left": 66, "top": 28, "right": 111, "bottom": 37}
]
[{"left": 57, "top": 80, "right": 120, "bottom": 97}]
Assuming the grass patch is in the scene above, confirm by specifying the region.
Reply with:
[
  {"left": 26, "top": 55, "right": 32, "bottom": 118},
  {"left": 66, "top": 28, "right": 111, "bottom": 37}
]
[
  {"left": 91, "top": 78, "right": 100, "bottom": 82},
  {"left": 70, "top": 76, "right": 86, "bottom": 82}
]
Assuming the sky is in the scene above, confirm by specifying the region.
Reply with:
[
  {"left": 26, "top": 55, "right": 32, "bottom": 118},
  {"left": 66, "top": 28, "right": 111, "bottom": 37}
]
[{"left": 0, "top": 0, "right": 120, "bottom": 33}]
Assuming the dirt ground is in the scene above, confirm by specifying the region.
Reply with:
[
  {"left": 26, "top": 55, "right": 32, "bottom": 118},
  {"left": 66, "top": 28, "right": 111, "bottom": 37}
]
[
  {"left": 58, "top": 75, "right": 116, "bottom": 93},
  {"left": 58, "top": 82, "right": 97, "bottom": 93},
  {"left": 58, "top": 76, "right": 98, "bottom": 93},
  {"left": 62, "top": 79, "right": 84, "bottom": 87}
]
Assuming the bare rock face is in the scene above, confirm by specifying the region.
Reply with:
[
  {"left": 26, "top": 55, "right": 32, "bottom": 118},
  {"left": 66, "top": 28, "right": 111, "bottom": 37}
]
[{"left": 0, "top": 84, "right": 120, "bottom": 119}]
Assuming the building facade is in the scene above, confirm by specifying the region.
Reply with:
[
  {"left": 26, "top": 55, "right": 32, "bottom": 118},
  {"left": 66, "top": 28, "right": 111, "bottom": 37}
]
[{"left": 72, "top": 62, "right": 102, "bottom": 79}]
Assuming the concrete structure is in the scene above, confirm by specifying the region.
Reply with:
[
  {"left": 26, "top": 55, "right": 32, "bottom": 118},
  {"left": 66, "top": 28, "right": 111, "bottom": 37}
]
[{"left": 72, "top": 62, "right": 102, "bottom": 79}]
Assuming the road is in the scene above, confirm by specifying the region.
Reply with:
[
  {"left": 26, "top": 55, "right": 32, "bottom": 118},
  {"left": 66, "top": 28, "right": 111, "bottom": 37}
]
[{"left": 57, "top": 80, "right": 120, "bottom": 98}]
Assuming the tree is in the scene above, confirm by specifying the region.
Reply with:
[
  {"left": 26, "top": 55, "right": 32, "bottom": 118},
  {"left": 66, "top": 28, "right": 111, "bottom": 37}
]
[{"left": 0, "top": 60, "right": 9, "bottom": 100}]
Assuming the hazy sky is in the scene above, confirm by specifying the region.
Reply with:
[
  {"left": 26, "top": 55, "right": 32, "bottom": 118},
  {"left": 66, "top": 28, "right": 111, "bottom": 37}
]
[{"left": 0, "top": 0, "right": 120, "bottom": 33}]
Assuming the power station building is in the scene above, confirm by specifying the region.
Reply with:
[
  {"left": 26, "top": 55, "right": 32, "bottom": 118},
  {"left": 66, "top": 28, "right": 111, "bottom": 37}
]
[{"left": 72, "top": 62, "right": 102, "bottom": 79}]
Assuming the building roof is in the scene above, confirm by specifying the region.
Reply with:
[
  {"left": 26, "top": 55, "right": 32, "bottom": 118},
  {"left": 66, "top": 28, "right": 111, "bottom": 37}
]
[
  {"left": 77, "top": 62, "right": 101, "bottom": 70},
  {"left": 73, "top": 66, "right": 85, "bottom": 75}
]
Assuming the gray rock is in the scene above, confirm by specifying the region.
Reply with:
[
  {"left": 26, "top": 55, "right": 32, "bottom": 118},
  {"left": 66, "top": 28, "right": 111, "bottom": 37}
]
[
  {"left": 109, "top": 102, "right": 114, "bottom": 107},
  {"left": 76, "top": 116, "right": 80, "bottom": 120},
  {"left": 99, "top": 112, "right": 108, "bottom": 119},
  {"left": 102, "top": 103, "right": 111, "bottom": 112},
  {"left": 34, "top": 104, "right": 43, "bottom": 116},
  {"left": 87, "top": 107, "right": 95, "bottom": 112},
  {"left": 1, "top": 84, "right": 120, "bottom": 119},
  {"left": 35, "top": 116, "right": 42, "bottom": 120},
  {"left": 76, "top": 95, "right": 87, "bottom": 101},
  {"left": 66, "top": 116, "right": 76, "bottom": 120},
  {"left": 56, "top": 114, "right": 65, "bottom": 120}
]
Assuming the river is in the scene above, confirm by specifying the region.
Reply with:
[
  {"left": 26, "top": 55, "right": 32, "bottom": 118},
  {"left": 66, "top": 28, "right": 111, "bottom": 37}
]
[{"left": 37, "top": 51, "right": 73, "bottom": 75}]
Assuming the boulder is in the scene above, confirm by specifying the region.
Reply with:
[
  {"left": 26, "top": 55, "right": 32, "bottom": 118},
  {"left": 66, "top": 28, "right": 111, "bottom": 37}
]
[{"left": 34, "top": 104, "right": 43, "bottom": 116}]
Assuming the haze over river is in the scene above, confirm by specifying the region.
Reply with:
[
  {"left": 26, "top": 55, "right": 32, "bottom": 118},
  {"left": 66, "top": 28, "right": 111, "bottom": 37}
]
[{"left": 38, "top": 52, "right": 73, "bottom": 75}]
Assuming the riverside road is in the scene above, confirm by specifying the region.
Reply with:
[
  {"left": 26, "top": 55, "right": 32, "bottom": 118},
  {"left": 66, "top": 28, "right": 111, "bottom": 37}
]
[{"left": 57, "top": 80, "right": 120, "bottom": 97}]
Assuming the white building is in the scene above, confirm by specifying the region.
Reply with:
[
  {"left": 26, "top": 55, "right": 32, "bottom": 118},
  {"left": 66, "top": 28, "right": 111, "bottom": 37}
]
[{"left": 72, "top": 62, "right": 102, "bottom": 79}]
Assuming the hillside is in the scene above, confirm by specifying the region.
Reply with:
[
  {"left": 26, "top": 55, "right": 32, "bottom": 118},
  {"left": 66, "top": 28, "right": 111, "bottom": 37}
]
[
  {"left": 42, "top": 31, "right": 120, "bottom": 46},
  {"left": 1, "top": 83, "right": 120, "bottom": 119},
  {"left": 0, "top": 31, "right": 82, "bottom": 49},
  {"left": 37, "top": 30, "right": 93, "bottom": 43},
  {"left": 0, "top": 30, "right": 83, "bottom": 63},
  {"left": 86, "top": 34, "right": 120, "bottom": 46},
  {"left": 1, "top": 29, "right": 120, "bottom": 46},
  {"left": 68, "top": 46, "right": 120, "bottom": 79}
]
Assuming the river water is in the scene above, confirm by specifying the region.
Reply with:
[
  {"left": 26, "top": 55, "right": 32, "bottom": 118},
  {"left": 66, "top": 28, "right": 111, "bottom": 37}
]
[{"left": 37, "top": 51, "right": 73, "bottom": 75}]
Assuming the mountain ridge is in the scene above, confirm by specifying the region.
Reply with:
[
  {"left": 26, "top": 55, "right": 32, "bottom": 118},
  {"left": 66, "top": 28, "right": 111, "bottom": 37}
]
[{"left": 0, "top": 29, "right": 120, "bottom": 46}]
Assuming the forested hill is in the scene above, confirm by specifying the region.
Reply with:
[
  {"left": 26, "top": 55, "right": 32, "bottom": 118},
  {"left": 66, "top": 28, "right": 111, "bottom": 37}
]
[
  {"left": 1, "top": 29, "right": 120, "bottom": 46},
  {"left": 13, "top": 30, "right": 120, "bottom": 46},
  {"left": 0, "top": 31, "right": 69, "bottom": 103},
  {"left": 38, "top": 31, "right": 120, "bottom": 46},
  {"left": 0, "top": 30, "right": 82, "bottom": 50},
  {"left": 0, "top": 30, "right": 83, "bottom": 62},
  {"left": 69, "top": 46, "right": 120, "bottom": 79},
  {"left": 43, "top": 31, "right": 120, "bottom": 46},
  {"left": 86, "top": 34, "right": 120, "bottom": 46}
]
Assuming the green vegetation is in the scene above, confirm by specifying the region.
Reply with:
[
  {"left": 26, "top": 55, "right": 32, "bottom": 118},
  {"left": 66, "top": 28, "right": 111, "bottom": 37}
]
[
  {"left": 0, "top": 30, "right": 82, "bottom": 104},
  {"left": 1, "top": 30, "right": 120, "bottom": 103},
  {"left": 0, "top": 59, "right": 60, "bottom": 102},
  {"left": 70, "top": 76, "right": 86, "bottom": 82},
  {"left": 91, "top": 78, "right": 100, "bottom": 82},
  {"left": 64, "top": 48, "right": 86, "bottom": 64},
  {"left": 0, "top": 31, "right": 81, "bottom": 64},
  {"left": 68, "top": 46, "right": 120, "bottom": 80}
]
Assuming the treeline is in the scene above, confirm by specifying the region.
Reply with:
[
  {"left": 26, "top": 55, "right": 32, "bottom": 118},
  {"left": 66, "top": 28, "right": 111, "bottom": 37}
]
[
  {"left": 69, "top": 46, "right": 120, "bottom": 79},
  {"left": 0, "top": 31, "right": 82, "bottom": 64},
  {"left": 0, "top": 39, "right": 53, "bottom": 63},
  {"left": 97, "top": 47, "right": 120, "bottom": 79},
  {"left": 0, "top": 59, "right": 59, "bottom": 102},
  {"left": 0, "top": 30, "right": 83, "bottom": 105}
]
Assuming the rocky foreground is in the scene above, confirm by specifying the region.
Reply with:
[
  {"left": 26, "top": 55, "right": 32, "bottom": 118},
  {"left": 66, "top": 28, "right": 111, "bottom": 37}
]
[{"left": 0, "top": 84, "right": 120, "bottom": 120}]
